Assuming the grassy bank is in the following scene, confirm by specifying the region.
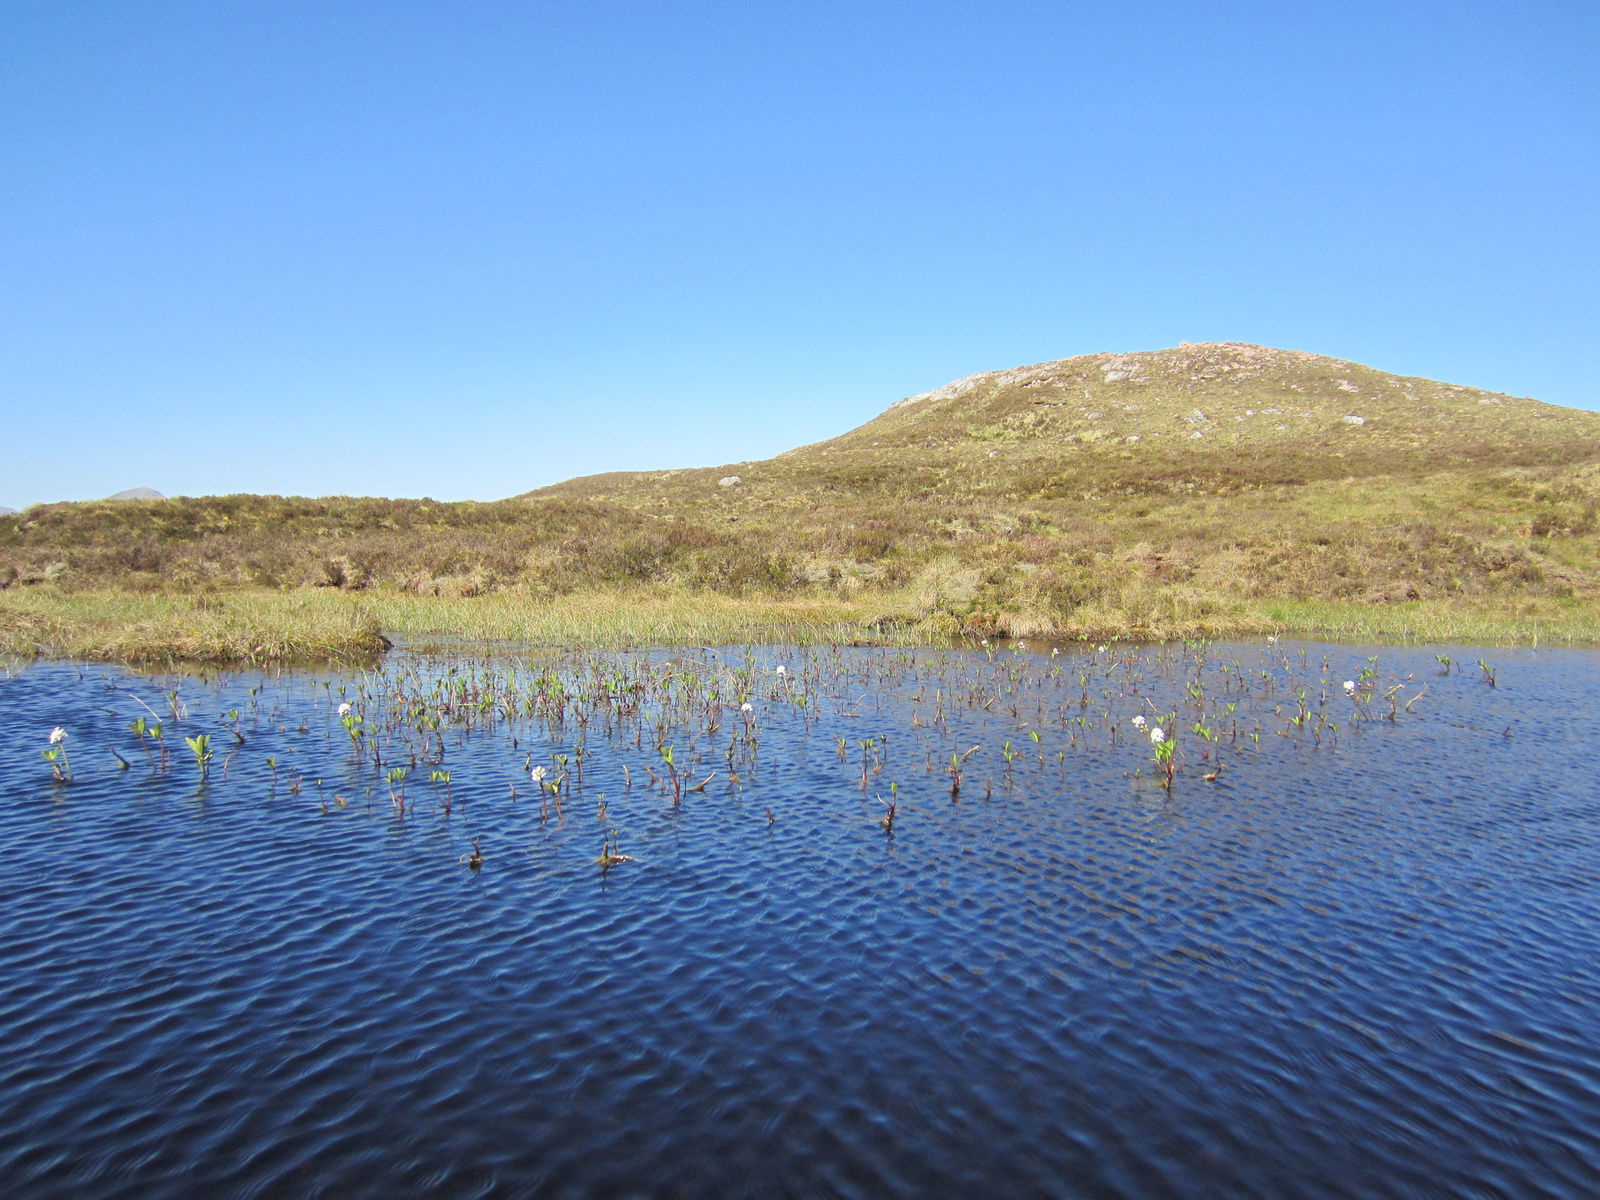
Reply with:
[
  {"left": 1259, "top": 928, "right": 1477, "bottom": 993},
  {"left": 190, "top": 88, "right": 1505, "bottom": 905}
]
[
  {"left": 0, "top": 589, "right": 885, "bottom": 664},
  {"left": 3, "top": 586, "right": 1596, "bottom": 666},
  {"left": 0, "top": 589, "right": 391, "bottom": 665}
]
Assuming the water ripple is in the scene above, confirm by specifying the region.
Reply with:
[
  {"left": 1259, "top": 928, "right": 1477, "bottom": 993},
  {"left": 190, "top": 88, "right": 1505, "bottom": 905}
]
[{"left": 1, "top": 644, "right": 1598, "bottom": 1196}]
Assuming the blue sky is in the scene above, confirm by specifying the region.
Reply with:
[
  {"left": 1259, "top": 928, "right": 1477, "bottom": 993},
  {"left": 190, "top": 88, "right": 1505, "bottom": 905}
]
[{"left": 2, "top": 0, "right": 1596, "bottom": 507}]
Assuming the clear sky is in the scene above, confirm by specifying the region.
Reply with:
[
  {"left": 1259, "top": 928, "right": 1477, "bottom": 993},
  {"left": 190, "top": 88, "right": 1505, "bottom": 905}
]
[{"left": 2, "top": 0, "right": 1596, "bottom": 508}]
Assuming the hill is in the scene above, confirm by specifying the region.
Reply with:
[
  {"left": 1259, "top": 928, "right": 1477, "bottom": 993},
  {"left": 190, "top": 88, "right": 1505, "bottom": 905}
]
[
  {"left": 535, "top": 342, "right": 1600, "bottom": 503},
  {"left": 4, "top": 342, "right": 1600, "bottom": 657},
  {"left": 518, "top": 342, "right": 1600, "bottom": 626}
]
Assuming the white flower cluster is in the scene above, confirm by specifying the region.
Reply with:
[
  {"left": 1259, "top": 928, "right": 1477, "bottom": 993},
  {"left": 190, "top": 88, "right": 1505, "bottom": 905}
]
[{"left": 49, "top": 727, "right": 67, "bottom": 745}]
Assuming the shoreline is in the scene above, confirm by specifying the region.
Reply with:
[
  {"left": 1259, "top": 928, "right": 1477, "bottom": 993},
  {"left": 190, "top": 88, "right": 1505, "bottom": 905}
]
[{"left": 4, "top": 586, "right": 1598, "bottom": 665}]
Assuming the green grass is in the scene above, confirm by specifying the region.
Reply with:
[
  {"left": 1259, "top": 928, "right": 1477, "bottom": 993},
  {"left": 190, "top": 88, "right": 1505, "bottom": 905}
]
[{"left": 4, "top": 342, "right": 1599, "bottom": 661}]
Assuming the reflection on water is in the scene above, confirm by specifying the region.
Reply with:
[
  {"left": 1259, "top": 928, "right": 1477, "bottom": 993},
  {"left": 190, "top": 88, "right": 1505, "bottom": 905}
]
[{"left": 1, "top": 641, "right": 1598, "bottom": 1199}]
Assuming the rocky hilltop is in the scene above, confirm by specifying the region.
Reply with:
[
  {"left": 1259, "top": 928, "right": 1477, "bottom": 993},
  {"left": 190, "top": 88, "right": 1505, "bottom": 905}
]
[
  {"left": 537, "top": 342, "right": 1600, "bottom": 506},
  {"left": 852, "top": 342, "right": 1584, "bottom": 464}
]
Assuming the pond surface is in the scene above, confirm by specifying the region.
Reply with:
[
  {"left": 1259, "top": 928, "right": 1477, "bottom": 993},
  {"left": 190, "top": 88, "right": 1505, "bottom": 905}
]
[{"left": 2, "top": 641, "right": 1598, "bottom": 1199}]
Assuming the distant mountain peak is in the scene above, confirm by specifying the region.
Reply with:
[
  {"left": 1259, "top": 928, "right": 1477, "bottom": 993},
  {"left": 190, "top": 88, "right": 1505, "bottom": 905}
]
[{"left": 107, "top": 487, "right": 165, "bottom": 501}]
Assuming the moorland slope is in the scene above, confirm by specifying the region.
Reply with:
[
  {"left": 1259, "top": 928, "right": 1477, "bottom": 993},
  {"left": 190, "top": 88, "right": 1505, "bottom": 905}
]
[{"left": 523, "top": 342, "right": 1600, "bottom": 623}]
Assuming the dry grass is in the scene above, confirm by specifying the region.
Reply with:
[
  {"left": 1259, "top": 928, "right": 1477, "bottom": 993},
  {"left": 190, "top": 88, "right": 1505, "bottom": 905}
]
[
  {"left": 3, "top": 585, "right": 1594, "bottom": 666},
  {"left": 0, "top": 590, "right": 390, "bottom": 665},
  {"left": 0, "top": 588, "right": 891, "bottom": 663},
  {"left": 357, "top": 589, "right": 885, "bottom": 647}
]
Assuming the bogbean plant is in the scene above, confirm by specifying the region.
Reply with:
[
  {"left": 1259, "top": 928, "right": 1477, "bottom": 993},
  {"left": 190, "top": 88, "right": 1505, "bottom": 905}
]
[
  {"left": 339, "top": 702, "right": 363, "bottom": 748},
  {"left": 1151, "top": 711, "right": 1180, "bottom": 788},
  {"left": 386, "top": 766, "right": 409, "bottom": 810},
  {"left": 660, "top": 744, "right": 682, "bottom": 805},
  {"left": 41, "top": 727, "right": 72, "bottom": 782},
  {"left": 184, "top": 733, "right": 214, "bottom": 778},
  {"left": 430, "top": 769, "right": 454, "bottom": 813},
  {"left": 128, "top": 716, "right": 170, "bottom": 772}
]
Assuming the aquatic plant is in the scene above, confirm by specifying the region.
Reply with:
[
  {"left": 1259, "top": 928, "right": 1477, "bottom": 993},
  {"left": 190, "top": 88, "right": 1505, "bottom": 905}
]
[
  {"left": 879, "top": 786, "right": 899, "bottom": 834},
  {"left": 339, "top": 702, "right": 363, "bottom": 748},
  {"left": 128, "top": 716, "right": 156, "bottom": 770},
  {"left": 40, "top": 726, "right": 71, "bottom": 782},
  {"left": 661, "top": 743, "right": 682, "bottom": 804},
  {"left": 430, "top": 769, "right": 453, "bottom": 813},
  {"left": 1150, "top": 725, "right": 1176, "bottom": 789},
  {"left": 184, "top": 733, "right": 213, "bottom": 778},
  {"left": 595, "top": 831, "right": 635, "bottom": 871},
  {"left": 146, "top": 721, "right": 169, "bottom": 772}
]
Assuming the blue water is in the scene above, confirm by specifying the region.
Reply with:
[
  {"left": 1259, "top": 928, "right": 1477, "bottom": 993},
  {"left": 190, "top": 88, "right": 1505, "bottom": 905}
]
[{"left": 1, "top": 642, "right": 1598, "bottom": 1198}]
